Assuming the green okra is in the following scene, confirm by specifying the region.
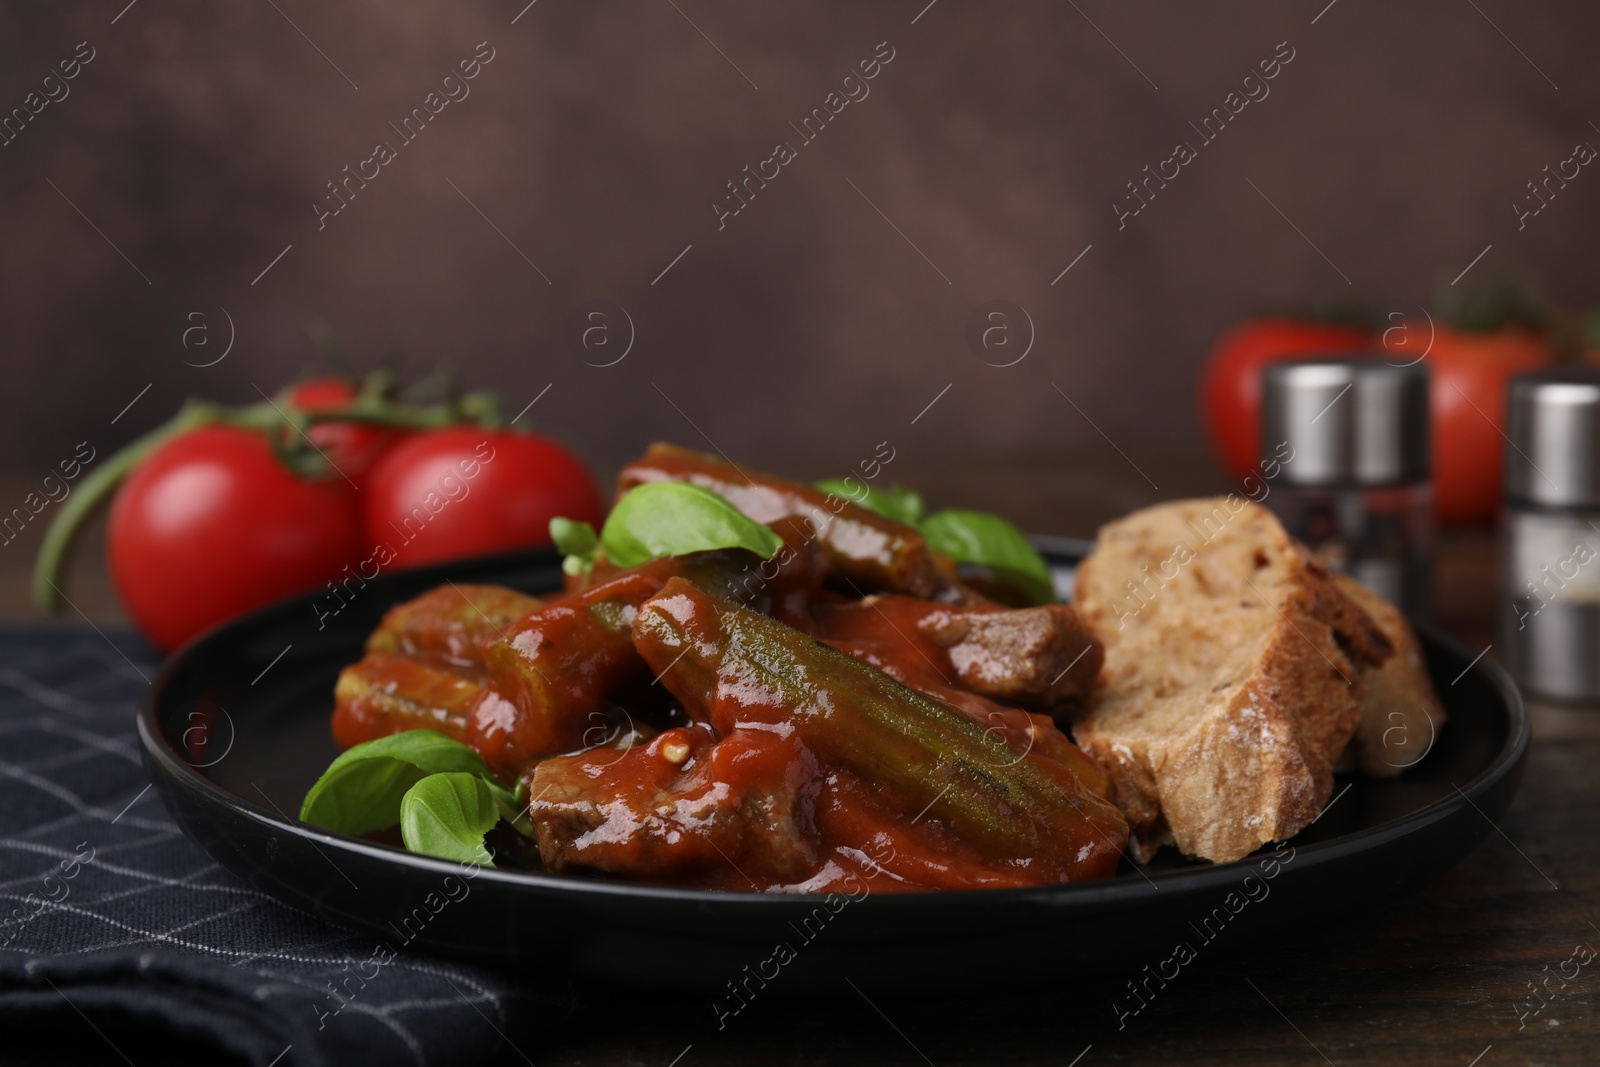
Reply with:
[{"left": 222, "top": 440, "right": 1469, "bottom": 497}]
[{"left": 633, "top": 578, "right": 1128, "bottom": 868}]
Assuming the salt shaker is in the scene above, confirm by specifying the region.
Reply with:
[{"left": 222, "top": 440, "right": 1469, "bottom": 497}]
[
  {"left": 1259, "top": 358, "right": 1432, "bottom": 617},
  {"left": 1501, "top": 368, "right": 1600, "bottom": 701}
]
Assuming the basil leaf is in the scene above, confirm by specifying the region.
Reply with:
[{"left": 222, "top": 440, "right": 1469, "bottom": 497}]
[
  {"left": 550, "top": 517, "right": 599, "bottom": 575},
  {"left": 919, "top": 509, "right": 1055, "bottom": 605},
  {"left": 299, "top": 730, "right": 513, "bottom": 837},
  {"left": 814, "top": 480, "right": 925, "bottom": 526},
  {"left": 601, "top": 482, "right": 783, "bottom": 568},
  {"left": 399, "top": 772, "right": 499, "bottom": 866}
]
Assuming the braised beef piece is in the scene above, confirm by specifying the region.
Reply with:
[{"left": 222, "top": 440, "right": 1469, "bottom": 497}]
[
  {"left": 528, "top": 727, "right": 819, "bottom": 884},
  {"left": 917, "top": 603, "right": 1102, "bottom": 712}
]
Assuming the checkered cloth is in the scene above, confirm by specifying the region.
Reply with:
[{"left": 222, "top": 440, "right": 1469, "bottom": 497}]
[{"left": 0, "top": 624, "right": 552, "bottom": 1067}]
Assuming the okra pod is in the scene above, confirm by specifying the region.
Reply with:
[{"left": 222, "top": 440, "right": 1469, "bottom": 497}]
[
  {"left": 633, "top": 579, "right": 1129, "bottom": 873},
  {"left": 618, "top": 443, "right": 947, "bottom": 599},
  {"left": 366, "top": 584, "right": 542, "bottom": 669},
  {"left": 332, "top": 653, "right": 485, "bottom": 751}
]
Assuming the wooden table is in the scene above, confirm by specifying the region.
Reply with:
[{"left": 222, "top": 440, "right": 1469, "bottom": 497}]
[{"left": 3, "top": 456, "right": 1595, "bottom": 1065}]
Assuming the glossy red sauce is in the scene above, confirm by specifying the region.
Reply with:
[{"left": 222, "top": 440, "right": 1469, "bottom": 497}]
[{"left": 334, "top": 554, "right": 1123, "bottom": 891}]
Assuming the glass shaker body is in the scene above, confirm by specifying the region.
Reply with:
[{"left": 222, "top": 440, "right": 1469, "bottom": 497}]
[
  {"left": 1260, "top": 357, "right": 1433, "bottom": 619},
  {"left": 1499, "top": 369, "right": 1600, "bottom": 702},
  {"left": 1268, "top": 480, "right": 1432, "bottom": 619},
  {"left": 1500, "top": 503, "right": 1600, "bottom": 700}
]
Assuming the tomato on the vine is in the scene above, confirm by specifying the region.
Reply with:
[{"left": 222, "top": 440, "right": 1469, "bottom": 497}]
[
  {"left": 107, "top": 425, "right": 362, "bottom": 650},
  {"left": 287, "top": 378, "right": 406, "bottom": 488},
  {"left": 361, "top": 428, "right": 604, "bottom": 569},
  {"left": 1199, "top": 319, "right": 1370, "bottom": 481},
  {"left": 38, "top": 367, "right": 607, "bottom": 650}
]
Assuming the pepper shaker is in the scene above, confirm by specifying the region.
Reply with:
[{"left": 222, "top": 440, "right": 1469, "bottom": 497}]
[
  {"left": 1501, "top": 368, "right": 1600, "bottom": 701},
  {"left": 1259, "top": 358, "right": 1432, "bottom": 617}
]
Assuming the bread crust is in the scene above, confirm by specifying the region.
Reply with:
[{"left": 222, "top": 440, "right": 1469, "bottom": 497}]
[
  {"left": 1332, "top": 574, "right": 1447, "bottom": 777},
  {"left": 1072, "top": 498, "right": 1393, "bottom": 863}
]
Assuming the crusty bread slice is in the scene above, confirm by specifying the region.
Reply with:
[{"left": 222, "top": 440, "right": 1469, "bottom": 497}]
[
  {"left": 1332, "top": 575, "right": 1447, "bottom": 777},
  {"left": 1071, "top": 498, "right": 1393, "bottom": 864}
]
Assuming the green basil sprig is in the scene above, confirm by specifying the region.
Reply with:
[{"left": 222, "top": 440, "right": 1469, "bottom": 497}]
[
  {"left": 550, "top": 516, "right": 600, "bottom": 576},
  {"left": 818, "top": 481, "right": 1055, "bottom": 605},
  {"left": 814, "top": 479, "right": 926, "bottom": 526},
  {"left": 398, "top": 772, "right": 500, "bottom": 866},
  {"left": 551, "top": 482, "right": 784, "bottom": 573},
  {"left": 919, "top": 508, "right": 1055, "bottom": 605},
  {"left": 299, "top": 730, "right": 523, "bottom": 865}
]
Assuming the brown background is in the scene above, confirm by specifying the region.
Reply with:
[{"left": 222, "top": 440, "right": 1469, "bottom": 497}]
[
  {"left": 4, "top": 8, "right": 1599, "bottom": 1063},
  {"left": 2, "top": 0, "right": 1598, "bottom": 613}
]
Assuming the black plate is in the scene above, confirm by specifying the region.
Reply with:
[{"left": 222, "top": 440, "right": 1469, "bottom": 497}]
[{"left": 139, "top": 539, "right": 1528, "bottom": 992}]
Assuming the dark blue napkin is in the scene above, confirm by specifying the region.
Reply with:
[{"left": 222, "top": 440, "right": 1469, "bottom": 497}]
[{"left": 0, "top": 624, "right": 556, "bottom": 1067}]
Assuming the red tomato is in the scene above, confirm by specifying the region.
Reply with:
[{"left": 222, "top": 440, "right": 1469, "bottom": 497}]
[
  {"left": 108, "top": 425, "right": 363, "bottom": 650},
  {"left": 286, "top": 378, "right": 358, "bottom": 409},
  {"left": 1384, "top": 323, "right": 1550, "bottom": 524},
  {"left": 287, "top": 378, "right": 406, "bottom": 487},
  {"left": 361, "top": 428, "right": 604, "bottom": 569},
  {"left": 1199, "top": 319, "right": 1371, "bottom": 480}
]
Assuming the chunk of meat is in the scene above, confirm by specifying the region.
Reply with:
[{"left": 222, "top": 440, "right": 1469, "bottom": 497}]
[
  {"left": 816, "top": 594, "right": 1101, "bottom": 711},
  {"left": 917, "top": 601, "right": 1103, "bottom": 711},
  {"left": 528, "top": 727, "right": 819, "bottom": 884}
]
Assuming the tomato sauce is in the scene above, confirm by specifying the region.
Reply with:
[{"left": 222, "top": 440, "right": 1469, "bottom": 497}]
[{"left": 332, "top": 552, "right": 1125, "bottom": 891}]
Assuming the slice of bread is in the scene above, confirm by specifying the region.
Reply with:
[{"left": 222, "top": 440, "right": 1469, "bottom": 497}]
[
  {"left": 1071, "top": 498, "right": 1394, "bottom": 864},
  {"left": 1332, "top": 574, "right": 1447, "bottom": 777}
]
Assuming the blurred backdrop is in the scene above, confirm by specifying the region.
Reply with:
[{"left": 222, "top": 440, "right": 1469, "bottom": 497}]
[{"left": 2, "top": 0, "right": 1597, "bottom": 615}]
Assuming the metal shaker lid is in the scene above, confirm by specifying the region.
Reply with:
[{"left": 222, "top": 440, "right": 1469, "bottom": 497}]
[
  {"left": 1259, "top": 357, "right": 1430, "bottom": 485},
  {"left": 1505, "top": 368, "right": 1600, "bottom": 508}
]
